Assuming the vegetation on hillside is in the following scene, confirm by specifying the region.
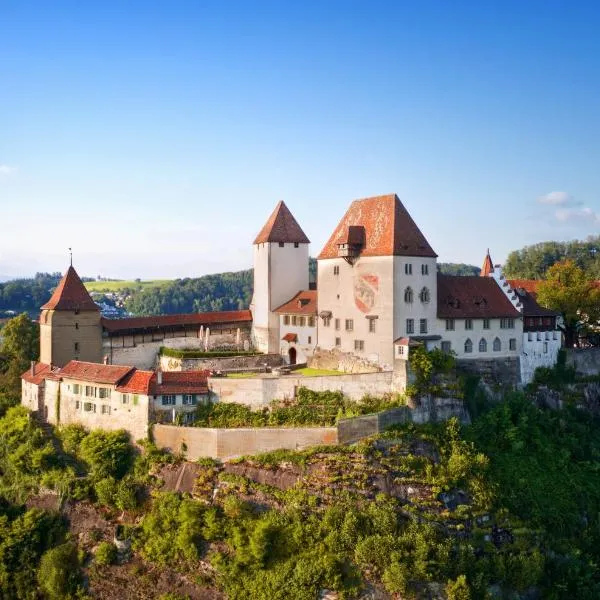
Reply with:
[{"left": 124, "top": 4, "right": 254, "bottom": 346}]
[{"left": 504, "top": 235, "right": 600, "bottom": 280}]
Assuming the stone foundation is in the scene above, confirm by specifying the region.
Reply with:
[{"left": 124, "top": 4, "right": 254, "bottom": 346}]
[
  {"left": 159, "top": 353, "right": 284, "bottom": 373},
  {"left": 308, "top": 348, "right": 381, "bottom": 373},
  {"left": 456, "top": 357, "right": 521, "bottom": 387},
  {"left": 566, "top": 348, "right": 600, "bottom": 377}
]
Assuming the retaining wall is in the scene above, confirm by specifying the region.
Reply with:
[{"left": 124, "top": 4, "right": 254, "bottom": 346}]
[
  {"left": 159, "top": 353, "right": 283, "bottom": 373},
  {"left": 566, "top": 348, "right": 600, "bottom": 376},
  {"left": 208, "top": 371, "right": 394, "bottom": 409},
  {"left": 153, "top": 397, "right": 468, "bottom": 460},
  {"left": 153, "top": 424, "right": 338, "bottom": 459}
]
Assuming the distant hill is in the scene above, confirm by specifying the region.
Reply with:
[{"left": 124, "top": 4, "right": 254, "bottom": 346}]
[{"left": 437, "top": 263, "right": 481, "bottom": 276}]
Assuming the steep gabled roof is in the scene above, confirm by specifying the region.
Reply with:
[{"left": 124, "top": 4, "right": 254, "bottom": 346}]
[
  {"left": 151, "top": 371, "right": 210, "bottom": 395},
  {"left": 253, "top": 201, "right": 310, "bottom": 245},
  {"left": 437, "top": 275, "right": 521, "bottom": 319},
  {"left": 21, "top": 362, "right": 61, "bottom": 385},
  {"left": 318, "top": 194, "right": 437, "bottom": 259},
  {"left": 116, "top": 369, "right": 155, "bottom": 394},
  {"left": 41, "top": 266, "right": 98, "bottom": 312},
  {"left": 273, "top": 290, "right": 318, "bottom": 315},
  {"left": 481, "top": 250, "right": 494, "bottom": 277}
]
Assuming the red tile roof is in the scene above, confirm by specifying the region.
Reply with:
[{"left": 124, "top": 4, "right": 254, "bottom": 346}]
[
  {"left": 507, "top": 279, "right": 541, "bottom": 295},
  {"left": 41, "top": 266, "right": 99, "bottom": 312},
  {"left": 101, "top": 310, "right": 252, "bottom": 335},
  {"left": 282, "top": 332, "right": 298, "bottom": 342},
  {"left": 318, "top": 194, "right": 437, "bottom": 259},
  {"left": 274, "top": 290, "right": 318, "bottom": 315},
  {"left": 253, "top": 201, "right": 310, "bottom": 245},
  {"left": 437, "top": 275, "right": 521, "bottom": 319},
  {"left": 21, "top": 362, "right": 59, "bottom": 385},
  {"left": 59, "top": 361, "right": 134, "bottom": 384},
  {"left": 116, "top": 369, "right": 154, "bottom": 394},
  {"left": 506, "top": 280, "right": 561, "bottom": 317},
  {"left": 481, "top": 250, "right": 494, "bottom": 277},
  {"left": 151, "top": 371, "right": 209, "bottom": 395}
]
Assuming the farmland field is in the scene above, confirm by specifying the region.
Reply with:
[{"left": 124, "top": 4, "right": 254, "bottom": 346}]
[{"left": 84, "top": 279, "right": 173, "bottom": 292}]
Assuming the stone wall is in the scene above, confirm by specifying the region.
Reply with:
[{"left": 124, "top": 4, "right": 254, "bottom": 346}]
[
  {"left": 456, "top": 357, "right": 521, "bottom": 387},
  {"left": 308, "top": 348, "right": 381, "bottom": 373},
  {"left": 337, "top": 398, "right": 469, "bottom": 444},
  {"left": 159, "top": 353, "right": 283, "bottom": 373},
  {"left": 566, "top": 348, "right": 600, "bottom": 377},
  {"left": 105, "top": 327, "right": 252, "bottom": 370},
  {"left": 153, "top": 398, "right": 468, "bottom": 460},
  {"left": 152, "top": 424, "right": 338, "bottom": 460},
  {"left": 208, "top": 371, "right": 394, "bottom": 409}
]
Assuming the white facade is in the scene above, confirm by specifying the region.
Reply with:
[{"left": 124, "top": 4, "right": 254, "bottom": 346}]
[
  {"left": 521, "top": 330, "right": 562, "bottom": 384},
  {"left": 251, "top": 241, "right": 309, "bottom": 354},
  {"left": 279, "top": 315, "right": 317, "bottom": 364},
  {"left": 433, "top": 317, "right": 522, "bottom": 358}
]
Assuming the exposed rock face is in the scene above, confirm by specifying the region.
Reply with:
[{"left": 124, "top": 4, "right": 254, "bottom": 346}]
[
  {"left": 532, "top": 382, "right": 600, "bottom": 414},
  {"left": 456, "top": 357, "right": 521, "bottom": 388},
  {"left": 309, "top": 348, "right": 381, "bottom": 373}
]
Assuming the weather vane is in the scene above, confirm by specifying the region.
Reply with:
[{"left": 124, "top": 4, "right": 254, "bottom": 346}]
[{"left": 68, "top": 247, "right": 72, "bottom": 266}]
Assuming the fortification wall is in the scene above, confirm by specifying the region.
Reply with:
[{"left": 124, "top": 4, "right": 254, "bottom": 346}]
[
  {"left": 159, "top": 353, "right": 283, "bottom": 373},
  {"left": 566, "top": 348, "right": 600, "bottom": 376},
  {"left": 456, "top": 357, "right": 521, "bottom": 387},
  {"left": 153, "top": 398, "right": 468, "bottom": 460},
  {"left": 208, "top": 371, "right": 394, "bottom": 408},
  {"left": 152, "top": 424, "right": 337, "bottom": 459}
]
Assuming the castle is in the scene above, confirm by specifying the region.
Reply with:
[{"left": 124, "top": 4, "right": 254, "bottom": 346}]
[{"left": 22, "top": 193, "right": 561, "bottom": 438}]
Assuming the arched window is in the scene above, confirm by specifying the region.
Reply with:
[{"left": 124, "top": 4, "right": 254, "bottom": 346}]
[
  {"left": 493, "top": 337, "right": 501, "bottom": 352},
  {"left": 479, "top": 338, "right": 487, "bottom": 352},
  {"left": 419, "top": 287, "right": 430, "bottom": 303},
  {"left": 464, "top": 338, "right": 473, "bottom": 353},
  {"left": 404, "top": 287, "right": 413, "bottom": 303}
]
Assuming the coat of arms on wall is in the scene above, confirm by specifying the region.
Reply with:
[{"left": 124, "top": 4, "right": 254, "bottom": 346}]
[{"left": 354, "top": 274, "right": 379, "bottom": 313}]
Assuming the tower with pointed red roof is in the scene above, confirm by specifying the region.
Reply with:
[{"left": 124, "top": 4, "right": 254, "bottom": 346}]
[
  {"left": 39, "top": 266, "right": 103, "bottom": 367},
  {"left": 481, "top": 249, "right": 494, "bottom": 277},
  {"left": 250, "top": 201, "right": 310, "bottom": 353}
]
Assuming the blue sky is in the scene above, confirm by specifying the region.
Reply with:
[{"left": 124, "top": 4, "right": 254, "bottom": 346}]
[{"left": 1, "top": 0, "right": 599, "bottom": 279}]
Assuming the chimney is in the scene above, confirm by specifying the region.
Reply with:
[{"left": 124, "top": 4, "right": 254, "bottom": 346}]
[
  {"left": 103, "top": 355, "right": 109, "bottom": 365},
  {"left": 157, "top": 369, "right": 163, "bottom": 385},
  {"left": 30, "top": 361, "right": 35, "bottom": 377}
]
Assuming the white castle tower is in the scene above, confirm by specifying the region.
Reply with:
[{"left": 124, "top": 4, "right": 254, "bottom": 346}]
[{"left": 250, "top": 201, "right": 310, "bottom": 353}]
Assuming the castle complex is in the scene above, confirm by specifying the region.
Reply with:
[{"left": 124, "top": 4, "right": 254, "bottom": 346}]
[{"left": 22, "top": 193, "right": 561, "bottom": 438}]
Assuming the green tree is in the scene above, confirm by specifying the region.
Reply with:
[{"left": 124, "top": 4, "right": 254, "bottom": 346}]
[
  {"left": 37, "top": 541, "right": 82, "bottom": 600},
  {"left": 446, "top": 575, "right": 471, "bottom": 600},
  {"left": 536, "top": 260, "right": 600, "bottom": 347}
]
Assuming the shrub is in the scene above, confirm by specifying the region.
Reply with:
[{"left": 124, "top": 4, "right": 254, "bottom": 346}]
[
  {"left": 37, "top": 541, "right": 82, "bottom": 600},
  {"left": 79, "top": 429, "right": 133, "bottom": 480},
  {"left": 95, "top": 541, "right": 117, "bottom": 566}
]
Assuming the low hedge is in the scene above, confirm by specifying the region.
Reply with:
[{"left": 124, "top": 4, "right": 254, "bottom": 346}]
[{"left": 159, "top": 347, "right": 261, "bottom": 359}]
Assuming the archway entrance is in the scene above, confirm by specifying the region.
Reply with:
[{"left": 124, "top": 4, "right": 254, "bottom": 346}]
[{"left": 288, "top": 347, "right": 297, "bottom": 365}]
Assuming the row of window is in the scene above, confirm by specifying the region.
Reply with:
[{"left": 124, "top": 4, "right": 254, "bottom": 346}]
[
  {"left": 526, "top": 317, "right": 554, "bottom": 327},
  {"left": 282, "top": 315, "right": 316, "bottom": 327},
  {"left": 161, "top": 394, "right": 200, "bottom": 406},
  {"left": 406, "top": 319, "right": 428, "bottom": 334},
  {"left": 441, "top": 337, "right": 518, "bottom": 354},
  {"left": 404, "top": 263, "right": 430, "bottom": 275},
  {"left": 404, "top": 287, "right": 430, "bottom": 304},
  {"left": 278, "top": 242, "right": 301, "bottom": 248},
  {"left": 445, "top": 318, "right": 515, "bottom": 331},
  {"left": 331, "top": 337, "right": 364, "bottom": 351},
  {"left": 528, "top": 331, "right": 558, "bottom": 341},
  {"left": 323, "top": 318, "right": 377, "bottom": 333}
]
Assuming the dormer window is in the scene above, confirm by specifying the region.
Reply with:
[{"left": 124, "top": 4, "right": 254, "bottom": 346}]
[{"left": 337, "top": 225, "right": 365, "bottom": 264}]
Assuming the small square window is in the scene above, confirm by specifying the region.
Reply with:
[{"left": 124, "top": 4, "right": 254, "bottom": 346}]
[
  {"left": 368, "top": 319, "right": 376, "bottom": 333},
  {"left": 465, "top": 319, "right": 473, "bottom": 330},
  {"left": 405, "top": 263, "right": 412, "bottom": 275},
  {"left": 419, "top": 319, "right": 427, "bottom": 334},
  {"left": 74, "top": 342, "right": 80, "bottom": 352},
  {"left": 354, "top": 340, "right": 364, "bottom": 351},
  {"left": 421, "top": 264, "right": 429, "bottom": 275},
  {"left": 333, "top": 265, "right": 340, "bottom": 275},
  {"left": 308, "top": 336, "right": 312, "bottom": 344},
  {"left": 509, "top": 338, "right": 517, "bottom": 351},
  {"left": 445, "top": 319, "right": 454, "bottom": 331},
  {"left": 483, "top": 319, "right": 490, "bottom": 330},
  {"left": 323, "top": 317, "right": 331, "bottom": 327},
  {"left": 75, "top": 322, "right": 79, "bottom": 329},
  {"left": 278, "top": 242, "right": 284, "bottom": 247},
  {"left": 294, "top": 242, "right": 299, "bottom": 248},
  {"left": 406, "top": 319, "right": 414, "bottom": 334},
  {"left": 335, "top": 319, "right": 340, "bottom": 331},
  {"left": 335, "top": 337, "right": 341, "bottom": 347},
  {"left": 283, "top": 315, "right": 290, "bottom": 325},
  {"left": 345, "top": 319, "right": 354, "bottom": 331},
  {"left": 441, "top": 341, "right": 451, "bottom": 353}
]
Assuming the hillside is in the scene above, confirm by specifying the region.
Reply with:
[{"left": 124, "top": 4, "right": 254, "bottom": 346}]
[{"left": 2, "top": 371, "right": 600, "bottom": 598}]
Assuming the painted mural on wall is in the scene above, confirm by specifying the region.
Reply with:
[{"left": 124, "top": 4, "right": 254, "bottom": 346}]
[{"left": 354, "top": 274, "right": 379, "bottom": 313}]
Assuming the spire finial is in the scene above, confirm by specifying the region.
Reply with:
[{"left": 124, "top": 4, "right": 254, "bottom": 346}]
[{"left": 68, "top": 248, "right": 72, "bottom": 266}]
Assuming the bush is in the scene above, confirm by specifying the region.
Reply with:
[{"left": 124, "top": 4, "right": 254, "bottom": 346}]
[
  {"left": 79, "top": 429, "right": 133, "bottom": 479},
  {"left": 37, "top": 541, "right": 82, "bottom": 600},
  {"left": 159, "top": 346, "right": 259, "bottom": 359},
  {"left": 95, "top": 541, "right": 117, "bottom": 566}
]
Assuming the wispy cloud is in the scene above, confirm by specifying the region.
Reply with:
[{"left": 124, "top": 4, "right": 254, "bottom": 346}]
[
  {"left": 537, "top": 191, "right": 581, "bottom": 206},
  {"left": 0, "top": 164, "right": 16, "bottom": 176},
  {"left": 555, "top": 206, "right": 600, "bottom": 224}
]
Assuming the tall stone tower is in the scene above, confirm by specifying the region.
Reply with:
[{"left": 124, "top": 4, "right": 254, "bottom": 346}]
[
  {"left": 250, "top": 201, "right": 310, "bottom": 353},
  {"left": 39, "top": 266, "right": 103, "bottom": 367}
]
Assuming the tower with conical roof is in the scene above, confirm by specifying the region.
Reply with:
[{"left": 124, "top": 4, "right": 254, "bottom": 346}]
[
  {"left": 39, "top": 266, "right": 103, "bottom": 367},
  {"left": 250, "top": 201, "right": 310, "bottom": 353},
  {"left": 481, "top": 249, "right": 494, "bottom": 277}
]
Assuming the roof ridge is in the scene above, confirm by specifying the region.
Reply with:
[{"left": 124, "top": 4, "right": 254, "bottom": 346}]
[{"left": 253, "top": 201, "right": 310, "bottom": 245}]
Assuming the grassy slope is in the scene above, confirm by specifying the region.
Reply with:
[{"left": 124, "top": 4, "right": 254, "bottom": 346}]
[{"left": 84, "top": 279, "right": 172, "bottom": 292}]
